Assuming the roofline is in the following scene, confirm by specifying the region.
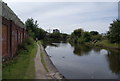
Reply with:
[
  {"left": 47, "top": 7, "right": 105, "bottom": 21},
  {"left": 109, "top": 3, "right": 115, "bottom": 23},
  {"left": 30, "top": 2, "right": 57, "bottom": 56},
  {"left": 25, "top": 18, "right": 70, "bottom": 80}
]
[{"left": 0, "top": 1, "right": 26, "bottom": 29}]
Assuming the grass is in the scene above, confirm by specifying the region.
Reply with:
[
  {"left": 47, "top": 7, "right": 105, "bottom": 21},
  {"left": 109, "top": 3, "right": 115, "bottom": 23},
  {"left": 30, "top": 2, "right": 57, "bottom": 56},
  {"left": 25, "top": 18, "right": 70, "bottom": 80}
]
[
  {"left": 39, "top": 41, "right": 49, "bottom": 73},
  {"left": 3, "top": 38, "right": 37, "bottom": 79},
  {"left": 24, "top": 42, "right": 37, "bottom": 79},
  {"left": 95, "top": 40, "right": 120, "bottom": 49},
  {"left": 38, "top": 41, "right": 41, "bottom": 45}
]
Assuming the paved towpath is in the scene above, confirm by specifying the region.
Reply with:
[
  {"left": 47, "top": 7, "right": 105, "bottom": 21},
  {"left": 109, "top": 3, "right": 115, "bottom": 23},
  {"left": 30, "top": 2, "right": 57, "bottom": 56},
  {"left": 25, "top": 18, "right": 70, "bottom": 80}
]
[
  {"left": 34, "top": 43, "right": 67, "bottom": 80},
  {"left": 34, "top": 43, "right": 50, "bottom": 79}
]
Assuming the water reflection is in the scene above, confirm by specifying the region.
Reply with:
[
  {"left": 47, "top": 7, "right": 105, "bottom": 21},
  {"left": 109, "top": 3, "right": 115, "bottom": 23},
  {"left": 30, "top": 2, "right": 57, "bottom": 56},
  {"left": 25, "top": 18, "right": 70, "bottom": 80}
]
[
  {"left": 42, "top": 40, "right": 66, "bottom": 48},
  {"left": 73, "top": 44, "right": 92, "bottom": 56},
  {"left": 70, "top": 43, "right": 102, "bottom": 56},
  {"left": 107, "top": 51, "right": 120, "bottom": 74},
  {"left": 72, "top": 43, "right": 120, "bottom": 75},
  {"left": 45, "top": 42, "right": 120, "bottom": 79},
  {"left": 72, "top": 43, "right": 120, "bottom": 78},
  {"left": 92, "top": 47, "right": 101, "bottom": 53}
]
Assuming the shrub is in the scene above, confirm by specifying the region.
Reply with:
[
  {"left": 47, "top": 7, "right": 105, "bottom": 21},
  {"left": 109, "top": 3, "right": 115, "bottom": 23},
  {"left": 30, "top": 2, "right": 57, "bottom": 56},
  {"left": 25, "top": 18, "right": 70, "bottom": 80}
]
[{"left": 17, "top": 37, "right": 34, "bottom": 55}]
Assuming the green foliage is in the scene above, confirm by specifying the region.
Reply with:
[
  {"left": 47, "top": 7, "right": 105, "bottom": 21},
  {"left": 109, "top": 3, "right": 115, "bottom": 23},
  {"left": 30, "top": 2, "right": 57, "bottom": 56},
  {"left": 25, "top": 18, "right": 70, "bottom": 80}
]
[
  {"left": 77, "top": 37, "right": 84, "bottom": 44},
  {"left": 82, "top": 32, "right": 91, "bottom": 42},
  {"left": 69, "top": 28, "right": 92, "bottom": 44},
  {"left": 17, "top": 38, "right": 34, "bottom": 54},
  {"left": 49, "top": 32, "right": 61, "bottom": 39},
  {"left": 25, "top": 18, "right": 38, "bottom": 31},
  {"left": 69, "top": 28, "right": 84, "bottom": 44},
  {"left": 90, "top": 31, "right": 102, "bottom": 41},
  {"left": 69, "top": 19, "right": 120, "bottom": 50},
  {"left": 44, "top": 32, "right": 69, "bottom": 43},
  {"left": 108, "top": 19, "right": 120, "bottom": 43},
  {"left": 35, "top": 28, "right": 46, "bottom": 40},
  {"left": 69, "top": 29, "right": 102, "bottom": 44},
  {"left": 91, "top": 35, "right": 102, "bottom": 41},
  {"left": 3, "top": 38, "right": 37, "bottom": 79},
  {"left": 28, "top": 30, "right": 35, "bottom": 39},
  {"left": 90, "top": 31, "right": 99, "bottom": 35},
  {"left": 73, "top": 28, "right": 83, "bottom": 37},
  {"left": 61, "top": 33, "right": 69, "bottom": 40},
  {"left": 95, "top": 40, "right": 119, "bottom": 48},
  {"left": 25, "top": 18, "right": 46, "bottom": 40},
  {"left": 39, "top": 42, "right": 49, "bottom": 72}
]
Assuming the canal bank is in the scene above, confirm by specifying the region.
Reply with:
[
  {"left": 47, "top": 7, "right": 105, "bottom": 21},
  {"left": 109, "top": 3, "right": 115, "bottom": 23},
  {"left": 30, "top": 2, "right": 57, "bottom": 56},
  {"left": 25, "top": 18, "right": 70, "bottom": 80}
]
[
  {"left": 85, "top": 41, "right": 120, "bottom": 51},
  {"left": 37, "top": 42, "right": 67, "bottom": 80}
]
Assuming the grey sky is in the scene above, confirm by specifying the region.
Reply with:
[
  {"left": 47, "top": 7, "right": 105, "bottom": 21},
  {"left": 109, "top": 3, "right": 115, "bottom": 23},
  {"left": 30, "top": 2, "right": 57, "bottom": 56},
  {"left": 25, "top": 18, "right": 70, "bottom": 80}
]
[{"left": 4, "top": 1, "right": 118, "bottom": 34}]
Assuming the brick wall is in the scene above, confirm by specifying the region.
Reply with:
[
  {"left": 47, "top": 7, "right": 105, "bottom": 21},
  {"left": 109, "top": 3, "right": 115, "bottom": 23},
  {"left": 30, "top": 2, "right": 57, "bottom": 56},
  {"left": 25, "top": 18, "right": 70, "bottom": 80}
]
[
  {"left": 2, "top": 17, "right": 11, "bottom": 59},
  {"left": 2, "top": 16, "right": 27, "bottom": 61},
  {"left": 1, "top": 2, "right": 28, "bottom": 61}
]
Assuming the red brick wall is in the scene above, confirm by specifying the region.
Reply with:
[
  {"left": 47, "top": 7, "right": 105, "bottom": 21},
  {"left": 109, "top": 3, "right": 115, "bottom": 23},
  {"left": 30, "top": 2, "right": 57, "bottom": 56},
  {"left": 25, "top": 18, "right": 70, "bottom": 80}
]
[
  {"left": 2, "top": 16, "right": 27, "bottom": 61},
  {"left": 11, "top": 22, "right": 18, "bottom": 57},
  {"left": 2, "top": 17, "right": 11, "bottom": 59},
  {"left": 2, "top": 24, "right": 8, "bottom": 58}
]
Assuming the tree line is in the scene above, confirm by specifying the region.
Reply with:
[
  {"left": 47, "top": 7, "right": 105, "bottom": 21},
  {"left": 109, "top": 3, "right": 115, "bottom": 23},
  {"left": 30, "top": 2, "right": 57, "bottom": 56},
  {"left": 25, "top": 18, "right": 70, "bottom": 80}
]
[
  {"left": 69, "top": 29, "right": 102, "bottom": 44},
  {"left": 25, "top": 18, "right": 120, "bottom": 46},
  {"left": 69, "top": 19, "right": 120, "bottom": 45},
  {"left": 25, "top": 18, "right": 69, "bottom": 41}
]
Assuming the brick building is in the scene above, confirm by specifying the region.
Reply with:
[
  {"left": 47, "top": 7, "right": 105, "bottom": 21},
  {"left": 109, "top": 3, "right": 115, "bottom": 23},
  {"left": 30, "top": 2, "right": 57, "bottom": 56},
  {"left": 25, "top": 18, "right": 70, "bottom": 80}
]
[{"left": 0, "top": 2, "right": 27, "bottom": 61}]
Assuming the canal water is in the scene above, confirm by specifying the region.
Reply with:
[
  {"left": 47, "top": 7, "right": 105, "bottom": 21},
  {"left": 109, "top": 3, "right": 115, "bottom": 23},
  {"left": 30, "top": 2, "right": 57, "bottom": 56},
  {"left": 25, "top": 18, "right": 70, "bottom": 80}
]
[{"left": 45, "top": 42, "right": 120, "bottom": 79}]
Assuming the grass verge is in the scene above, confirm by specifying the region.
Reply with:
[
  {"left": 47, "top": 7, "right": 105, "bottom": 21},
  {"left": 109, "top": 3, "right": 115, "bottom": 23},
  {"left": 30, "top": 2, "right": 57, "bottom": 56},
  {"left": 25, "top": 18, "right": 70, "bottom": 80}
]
[
  {"left": 39, "top": 41, "right": 49, "bottom": 72},
  {"left": 3, "top": 38, "right": 37, "bottom": 79},
  {"left": 95, "top": 40, "right": 120, "bottom": 49}
]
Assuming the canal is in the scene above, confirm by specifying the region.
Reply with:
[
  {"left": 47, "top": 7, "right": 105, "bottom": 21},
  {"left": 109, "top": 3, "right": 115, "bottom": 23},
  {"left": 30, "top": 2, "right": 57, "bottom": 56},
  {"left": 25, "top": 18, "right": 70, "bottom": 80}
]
[{"left": 45, "top": 42, "right": 120, "bottom": 79}]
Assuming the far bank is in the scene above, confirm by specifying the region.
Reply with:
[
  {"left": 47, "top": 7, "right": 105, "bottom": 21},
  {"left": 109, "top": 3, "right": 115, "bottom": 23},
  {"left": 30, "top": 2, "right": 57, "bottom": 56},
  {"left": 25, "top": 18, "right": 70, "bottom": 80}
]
[{"left": 86, "top": 40, "right": 120, "bottom": 51}]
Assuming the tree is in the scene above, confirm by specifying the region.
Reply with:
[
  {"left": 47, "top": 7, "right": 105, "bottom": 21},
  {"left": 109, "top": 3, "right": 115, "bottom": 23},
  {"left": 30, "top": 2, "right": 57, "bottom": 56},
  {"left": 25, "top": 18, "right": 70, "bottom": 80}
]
[
  {"left": 108, "top": 19, "right": 120, "bottom": 43},
  {"left": 35, "top": 28, "right": 46, "bottom": 40},
  {"left": 73, "top": 28, "right": 84, "bottom": 37},
  {"left": 25, "top": 18, "right": 46, "bottom": 39},
  {"left": 81, "top": 32, "right": 91, "bottom": 42},
  {"left": 49, "top": 32, "right": 61, "bottom": 39},
  {"left": 90, "top": 31, "right": 99, "bottom": 35},
  {"left": 25, "top": 18, "right": 38, "bottom": 32},
  {"left": 69, "top": 28, "right": 84, "bottom": 44},
  {"left": 25, "top": 18, "right": 38, "bottom": 39},
  {"left": 61, "top": 33, "right": 68, "bottom": 40},
  {"left": 91, "top": 35, "right": 102, "bottom": 41}
]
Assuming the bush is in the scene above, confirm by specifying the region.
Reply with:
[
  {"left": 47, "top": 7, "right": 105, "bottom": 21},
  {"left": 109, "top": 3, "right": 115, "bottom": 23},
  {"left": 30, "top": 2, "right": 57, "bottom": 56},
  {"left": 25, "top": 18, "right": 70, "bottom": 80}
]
[
  {"left": 78, "top": 38, "right": 84, "bottom": 44},
  {"left": 17, "top": 38, "right": 34, "bottom": 55},
  {"left": 91, "top": 35, "right": 102, "bottom": 41},
  {"left": 3, "top": 37, "right": 37, "bottom": 79}
]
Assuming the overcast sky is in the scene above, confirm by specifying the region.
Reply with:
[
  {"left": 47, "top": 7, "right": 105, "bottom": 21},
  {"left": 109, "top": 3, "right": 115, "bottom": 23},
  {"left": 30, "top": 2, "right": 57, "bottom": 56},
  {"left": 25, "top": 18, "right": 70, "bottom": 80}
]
[{"left": 3, "top": 1, "right": 118, "bottom": 34}]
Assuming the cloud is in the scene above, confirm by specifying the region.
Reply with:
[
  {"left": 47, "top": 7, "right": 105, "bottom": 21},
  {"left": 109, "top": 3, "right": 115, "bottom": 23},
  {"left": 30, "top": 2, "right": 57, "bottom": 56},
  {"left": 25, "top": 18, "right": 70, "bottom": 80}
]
[
  {"left": 3, "top": 0, "right": 120, "bottom": 2},
  {"left": 4, "top": 2, "right": 118, "bottom": 34},
  {"left": 39, "top": 21, "right": 111, "bottom": 34}
]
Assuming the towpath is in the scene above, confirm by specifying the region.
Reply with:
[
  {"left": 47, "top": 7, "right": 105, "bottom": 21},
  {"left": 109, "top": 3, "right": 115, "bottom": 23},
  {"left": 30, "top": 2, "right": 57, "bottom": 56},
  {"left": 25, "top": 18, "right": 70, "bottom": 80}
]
[
  {"left": 34, "top": 43, "right": 67, "bottom": 80},
  {"left": 34, "top": 43, "right": 50, "bottom": 79}
]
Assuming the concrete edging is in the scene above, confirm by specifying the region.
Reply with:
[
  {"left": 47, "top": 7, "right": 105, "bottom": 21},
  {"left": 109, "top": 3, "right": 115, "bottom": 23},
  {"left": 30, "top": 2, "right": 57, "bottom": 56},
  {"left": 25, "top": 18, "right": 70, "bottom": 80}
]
[{"left": 40, "top": 44, "right": 68, "bottom": 80}]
